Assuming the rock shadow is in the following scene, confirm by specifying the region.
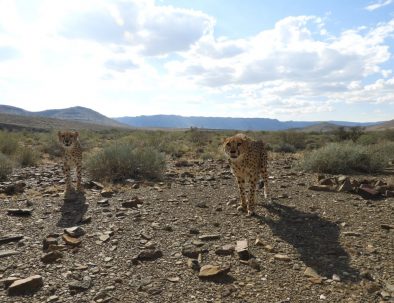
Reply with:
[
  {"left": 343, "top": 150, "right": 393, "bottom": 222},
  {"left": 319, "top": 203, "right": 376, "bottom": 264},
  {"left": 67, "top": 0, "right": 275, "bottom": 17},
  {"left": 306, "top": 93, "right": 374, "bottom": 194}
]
[
  {"left": 57, "top": 191, "right": 88, "bottom": 228},
  {"left": 199, "top": 275, "right": 236, "bottom": 285},
  {"left": 259, "top": 202, "right": 360, "bottom": 282}
]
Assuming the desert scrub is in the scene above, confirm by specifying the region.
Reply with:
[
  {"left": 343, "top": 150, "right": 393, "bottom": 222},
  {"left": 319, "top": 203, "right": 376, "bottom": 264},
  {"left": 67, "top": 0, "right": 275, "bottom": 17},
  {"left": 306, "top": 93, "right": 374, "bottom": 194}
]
[
  {"left": 16, "top": 147, "right": 39, "bottom": 167},
  {"left": 299, "top": 142, "right": 388, "bottom": 174},
  {"left": 0, "top": 131, "right": 19, "bottom": 155},
  {"left": 40, "top": 132, "right": 64, "bottom": 158},
  {"left": 272, "top": 142, "right": 296, "bottom": 153},
  {"left": 86, "top": 143, "right": 166, "bottom": 182},
  {"left": 0, "top": 153, "right": 13, "bottom": 180}
]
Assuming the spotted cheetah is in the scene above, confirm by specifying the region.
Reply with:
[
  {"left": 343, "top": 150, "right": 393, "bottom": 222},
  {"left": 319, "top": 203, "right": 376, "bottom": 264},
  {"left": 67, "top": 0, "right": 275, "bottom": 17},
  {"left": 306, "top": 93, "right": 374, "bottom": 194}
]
[
  {"left": 58, "top": 131, "right": 83, "bottom": 195},
  {"left": 223, "top": 133, "right": 270, "bottom": 216}
]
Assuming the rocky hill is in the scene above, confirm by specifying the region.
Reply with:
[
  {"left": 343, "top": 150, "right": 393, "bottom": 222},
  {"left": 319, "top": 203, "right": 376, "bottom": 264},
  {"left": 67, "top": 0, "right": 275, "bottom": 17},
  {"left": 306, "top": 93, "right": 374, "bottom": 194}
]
[
  {"left": 0, "top": 113, "right": 130, "bottom": 132},
  {"left": 0, "top": 105, "right": 126, "bottom": 128}
]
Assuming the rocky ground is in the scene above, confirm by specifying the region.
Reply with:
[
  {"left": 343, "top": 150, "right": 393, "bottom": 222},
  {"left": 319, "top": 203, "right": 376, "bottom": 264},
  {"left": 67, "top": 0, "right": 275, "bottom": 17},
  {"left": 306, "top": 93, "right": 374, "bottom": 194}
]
[{"left": 0, "top": 155, "right": 393, "bottom": 303}]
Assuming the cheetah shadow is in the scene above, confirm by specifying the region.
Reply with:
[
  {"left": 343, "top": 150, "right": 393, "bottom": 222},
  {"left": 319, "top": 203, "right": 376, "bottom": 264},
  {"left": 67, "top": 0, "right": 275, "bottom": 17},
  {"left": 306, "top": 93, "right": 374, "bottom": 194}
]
[
  {"left": 57, "top": 191, "right": 88, "bottom": 228},
  {"left": 258, "top": 202, "right": 360, "bottom": 282}
]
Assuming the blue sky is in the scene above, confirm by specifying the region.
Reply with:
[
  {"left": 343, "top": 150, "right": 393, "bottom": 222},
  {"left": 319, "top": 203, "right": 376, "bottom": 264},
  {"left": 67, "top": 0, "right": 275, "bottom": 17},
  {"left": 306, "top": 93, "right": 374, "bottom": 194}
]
[{"left": 0, "top": 0, "right": 393, "bottom": 121}]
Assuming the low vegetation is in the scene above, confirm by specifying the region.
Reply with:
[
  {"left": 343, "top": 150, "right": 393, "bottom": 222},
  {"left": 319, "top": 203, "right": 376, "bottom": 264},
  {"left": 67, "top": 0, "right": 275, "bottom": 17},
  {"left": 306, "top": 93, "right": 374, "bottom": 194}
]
[
  {"left": 299, "top": 141, "right": 394, "bottom": 174},
  {"left": 85, "top": 143, "right": 166, "bottom": 182},
  {"left": 0, "top": 152, "right": 13, "bottom": 181},
  {"left": 0, "top": 126, "right": 393, "bottom": 182}
]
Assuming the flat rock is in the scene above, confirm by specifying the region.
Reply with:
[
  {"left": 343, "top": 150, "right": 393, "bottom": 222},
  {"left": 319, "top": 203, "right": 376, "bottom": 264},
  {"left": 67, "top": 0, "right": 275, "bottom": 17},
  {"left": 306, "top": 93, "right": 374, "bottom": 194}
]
[
  {"left": 337, "top": 178, "right": 353, "bottom": 192},
  {"left": 358, "top": 185, "right": 380, "bottom": 199},
  {"left": 0, "top": 250, "right": 19, "bottom": 258},
  {"left": 43, "top": 236, "right": 59, "bottom": 251},
  {"left": 7, "top": 275, "right": 43, "bottom": 296},
  {"left": 1, "top": 277, "right": 19, "bottom": 289},
  {"left": 64, "top": 226, "right": 86, "bottom": 238},
  {"left": 198, "top": 234, "right": 220, "bottom": 241},
  {"left": 215, "top": 244, "right": 235, "bottom": 256},
  {"left": 122, "top": 196, "right": 143, "bottom": 208},
  {"left": 304, "top": 267, "right": 321, "bottom": 279},
  {"left": 198, "top": 265, "right": 230, "bottom": 278},
  {"left": 62, "top": 234, "right": 81, "bottom": 246},
  {"left": 41, "top": 251, "right": 63, "bottom": 263},
  {"left": 381, "top": 224, "right": 394, "bottom": 230},
  {"left": 100, "top": 189, "right": 114, "bottom": 197},
  {"left": 133, "top": 249, "right": 163, "bottom": 263},
  {"left": 308, "top": 185, "right": 332, "bottom": 192},
  {"left": 0, "top": 234, "right": 24, "bottom": 245},
  {"left": 7, "top": 208, "right": 32, "bottom": 216},
  {"left": 68, "top": 276, "right": 92, "bottom": 292},
  {"left": 97, "top": 199, "right": 109, "bottom": 206},
  {"left": 90, "top": 181, "right": 104, "bottom": 189},
  {"left": 236, "top": 240, "right": 250, "bottom": 260},
  {"left": 274, "top": 254, "right": 291, "bottom": 261}
]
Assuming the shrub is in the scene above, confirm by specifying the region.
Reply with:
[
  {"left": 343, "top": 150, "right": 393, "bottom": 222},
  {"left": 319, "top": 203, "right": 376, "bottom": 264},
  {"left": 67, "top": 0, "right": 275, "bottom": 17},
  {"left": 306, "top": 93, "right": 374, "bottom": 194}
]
[
  {"left": 41, "top": 133, "right": 64, "bottom": 158},
  {"left": 0, "top": 133, "right": 19, "bottom": 155},
  {"left": 299, "top": 142, "right": 388, "bottom": 174},
  {"left": 272, "top": 143, "right": 296, "bottom": 153},
  {"left": 86, "top": 143, "right": 166, "bottom": 182},
  {"left": 16, "top": 147, "right": 39, "bottom": 167},
  {"left": 0, "top": 153, "right": 13, "bottom": 181}
]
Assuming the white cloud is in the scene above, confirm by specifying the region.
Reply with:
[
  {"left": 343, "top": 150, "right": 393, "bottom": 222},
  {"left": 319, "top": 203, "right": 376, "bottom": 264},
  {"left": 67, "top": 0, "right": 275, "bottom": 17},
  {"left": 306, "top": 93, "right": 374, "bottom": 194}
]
[
  {"left": 365, "top": 0, "right": 393, "bottom": 11},
  {"left": 0, "top": 1, "right": 393, "bottom": 120},
  {"left": 59, "top": 0, "right": 214, "bottom": 56}
]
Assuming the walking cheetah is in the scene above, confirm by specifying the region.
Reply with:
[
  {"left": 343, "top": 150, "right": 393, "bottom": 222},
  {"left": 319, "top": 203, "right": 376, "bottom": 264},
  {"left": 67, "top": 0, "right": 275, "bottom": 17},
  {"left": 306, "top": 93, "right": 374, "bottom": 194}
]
[
  {"left": 58, "top": 131, "right": 83, "bottom": 195},
  {"left": 223, "top": 133, "right": 270, "bottom": 216}
]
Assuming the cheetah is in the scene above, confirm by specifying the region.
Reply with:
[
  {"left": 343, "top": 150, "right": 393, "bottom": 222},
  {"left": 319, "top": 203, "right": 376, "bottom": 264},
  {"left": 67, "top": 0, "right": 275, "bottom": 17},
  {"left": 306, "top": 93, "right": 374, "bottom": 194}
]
[
  {"left": 223, "top": 133, "right": 270, "bottom": 216},
  {"left": 58, "top": 131, "right": 83, "bottom": 195}
]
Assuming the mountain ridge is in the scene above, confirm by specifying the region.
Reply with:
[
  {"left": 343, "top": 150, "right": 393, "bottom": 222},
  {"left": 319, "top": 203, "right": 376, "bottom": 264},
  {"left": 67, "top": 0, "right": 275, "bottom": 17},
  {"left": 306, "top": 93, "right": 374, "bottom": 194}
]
[
  {"left": 115, "top": 114, "right": 381, "bottom": 131},
  {"left": 0, "top": 105, "right": 126, "bottom": 128}
]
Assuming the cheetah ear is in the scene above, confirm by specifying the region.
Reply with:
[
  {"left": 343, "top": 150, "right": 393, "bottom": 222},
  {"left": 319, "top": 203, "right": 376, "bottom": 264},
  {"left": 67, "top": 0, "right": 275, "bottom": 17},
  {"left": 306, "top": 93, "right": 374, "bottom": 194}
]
[
  {"left": 57, "top": 131, "right": 62, "bottom": 138},
  {"left": 74, "top": 131, "right": 79, "bottom": 137}
]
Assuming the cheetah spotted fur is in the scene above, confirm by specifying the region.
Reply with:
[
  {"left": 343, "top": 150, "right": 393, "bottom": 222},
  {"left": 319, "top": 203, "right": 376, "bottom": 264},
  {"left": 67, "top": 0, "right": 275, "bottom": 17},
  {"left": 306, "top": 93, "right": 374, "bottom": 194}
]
[
  {"left": 58, "top": 131, "right": 83, "bottom": 195},
  {"left": 223, "top": 133, "right": 270, "bottom": 216}
]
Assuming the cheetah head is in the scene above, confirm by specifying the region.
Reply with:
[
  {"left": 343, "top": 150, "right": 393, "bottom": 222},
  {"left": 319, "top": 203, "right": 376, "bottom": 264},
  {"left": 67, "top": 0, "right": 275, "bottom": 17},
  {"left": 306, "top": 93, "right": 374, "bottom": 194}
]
[
  {"left": 223, "top": 133, "right": 251, "bottom": 161},
  {"left": 58, "top": 131, "right": 79, "bottom": 148}
]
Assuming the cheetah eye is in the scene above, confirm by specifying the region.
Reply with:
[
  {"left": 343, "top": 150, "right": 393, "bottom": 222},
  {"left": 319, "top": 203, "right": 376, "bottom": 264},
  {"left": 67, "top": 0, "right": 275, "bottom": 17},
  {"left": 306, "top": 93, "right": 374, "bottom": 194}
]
[{"left": 237, "top": 143, "right": 242, "bottom": 147}]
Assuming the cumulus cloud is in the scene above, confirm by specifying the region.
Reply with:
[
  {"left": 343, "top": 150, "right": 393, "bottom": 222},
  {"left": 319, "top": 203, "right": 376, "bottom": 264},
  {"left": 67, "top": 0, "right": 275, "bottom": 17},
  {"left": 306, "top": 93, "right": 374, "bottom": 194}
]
[
  {"left": 104, "top": 58, "right": 138, "bottom": 72},
  {"left": 0, "top": 46, "right": 19, "bottom": 61},
  {"left": 60, "top": 0, "right": 214, "bottom": 56},
  {"left": 365, "top": 0, "right": 393, "bottom": 11},
  {"left": 0, "top": 0, "right": 393, "bottom": 119},
  {"left": 165, "top": 15, "right": 394, "bottom": 116}
]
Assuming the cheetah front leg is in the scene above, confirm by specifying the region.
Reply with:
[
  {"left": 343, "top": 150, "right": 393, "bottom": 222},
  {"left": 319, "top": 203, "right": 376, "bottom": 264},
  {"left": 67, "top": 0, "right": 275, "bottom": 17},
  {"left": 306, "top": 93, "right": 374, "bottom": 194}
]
[
  {"left": 76, "top": 161, "right": 83, "bottom": 192},
  {"left": 236, "top": 176, "right": 247, "bottom": 212},
  {"left": 247, "top": 178, "right": 258, "bottom": 216},
  {"left": 260, "top": 159, "right": 271, "bottom": 203},
  {"left": 63, "top": 162, "right": 72, "bottom": 194}
]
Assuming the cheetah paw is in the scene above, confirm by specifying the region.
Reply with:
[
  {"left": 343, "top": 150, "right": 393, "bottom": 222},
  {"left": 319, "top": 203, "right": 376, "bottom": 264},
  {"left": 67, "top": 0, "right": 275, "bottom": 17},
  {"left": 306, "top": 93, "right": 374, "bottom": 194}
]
[
  {"left": 246, "top": 210, "right": 255, "bottom": 217},
  {"left": 237, "top": 205, "right": 246, "bottom": 212}
]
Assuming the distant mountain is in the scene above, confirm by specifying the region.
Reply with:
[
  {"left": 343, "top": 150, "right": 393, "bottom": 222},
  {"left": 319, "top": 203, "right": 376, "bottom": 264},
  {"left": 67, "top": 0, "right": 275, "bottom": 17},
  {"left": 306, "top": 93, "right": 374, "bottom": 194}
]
[
  {"left": 366, "top": 119, "right": 394, "bottom": 131},
  {"left": 115, "top": 115, "right": 381, "bottom": 131},
  {"left": 0, "top": 105, "right": 126, "bottom": 128}
]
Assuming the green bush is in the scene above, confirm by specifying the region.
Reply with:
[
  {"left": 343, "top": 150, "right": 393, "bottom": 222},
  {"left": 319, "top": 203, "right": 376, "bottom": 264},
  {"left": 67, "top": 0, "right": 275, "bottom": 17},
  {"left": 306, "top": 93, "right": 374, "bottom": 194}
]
[
  {"left": 86, "top": 143, "right": 166, "bottom": 182},
  {"left": 0, "top": 153, "right": 13, "bottom": 181},
  {"left": 40, "top": 133, "right": 64, "bottom": 158},
  {"left": 272, "top": 143, "right": 296, "bottom": 153},
  {"left": 299, "top": 142, "right": 389, "bottom": 174},
  {"left": 16, "top": 147, "right": 39, "bottom": 167},
  {"left": 0, "top": 133, "right": 19, "bottom": 155}
]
